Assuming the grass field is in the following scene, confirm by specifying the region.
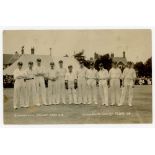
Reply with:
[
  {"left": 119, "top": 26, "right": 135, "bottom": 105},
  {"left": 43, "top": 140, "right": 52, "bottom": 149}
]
[{"left": 3, "top": 85, "right": 152, "bottom": 124}]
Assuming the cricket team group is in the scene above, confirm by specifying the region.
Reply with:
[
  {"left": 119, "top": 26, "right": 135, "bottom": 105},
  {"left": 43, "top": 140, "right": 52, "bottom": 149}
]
[{"left": 13, "top": 58, "right": 136, "bottom": 110}]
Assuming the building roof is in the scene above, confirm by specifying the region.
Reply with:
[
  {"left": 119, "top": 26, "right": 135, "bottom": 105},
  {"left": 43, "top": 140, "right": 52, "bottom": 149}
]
[
  {"left": 4, "top": 54, "right": 80, "bottom": 75},
  {"left": 3, "top": 53, "right": 20, "bottom": 65},
  {"left": 112, "top": 57, "right": 127, "bottom": 65},
  {"left": 3, "top": 54, "right": 13, "bottom": 65}
]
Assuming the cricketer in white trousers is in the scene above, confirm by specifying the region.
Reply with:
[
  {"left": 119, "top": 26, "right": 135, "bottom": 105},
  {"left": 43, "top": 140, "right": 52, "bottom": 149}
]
[
  {"left": 13, "top": 68, "right": 26, "bottom": 109},
  {"left": 119, "top": 67, "right": 136, "bottom": 106},
  {"left": 65, "top": 71, "right": 78, "bottom": 104},
  {"left": 97, "top": 69, "right": 109, "bottom": 106},
  {"left": 57, "top": 68, "right": 66, "bottom": 104},
  {"left": 77, "top": 67, "right": 88, "bottom": 104},
  {"left": 109, "top": 67, "right": 122, "bottom": 105},
  {"left": 86, "top": 68, "right": 97, "bottom": 104},
  {"left": 34, "top": 66, "right": 47, "bottom": 106},
  {"left": 25, "top": 68, "right": 38, "bottom": 107},
  {"left": 47, "top": 68, "right": 57, "bottom": 105}
]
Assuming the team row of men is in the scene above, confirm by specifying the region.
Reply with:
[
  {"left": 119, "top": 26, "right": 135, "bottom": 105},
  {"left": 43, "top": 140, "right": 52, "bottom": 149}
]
[{"left": 13, "top": 58, "right": 136, "bottom": 109}]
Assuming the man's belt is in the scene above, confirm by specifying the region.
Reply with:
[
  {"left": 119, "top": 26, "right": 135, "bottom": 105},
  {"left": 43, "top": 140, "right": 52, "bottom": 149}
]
[{"left": 25, "top": 78, "right": 34, "bottom": 81}]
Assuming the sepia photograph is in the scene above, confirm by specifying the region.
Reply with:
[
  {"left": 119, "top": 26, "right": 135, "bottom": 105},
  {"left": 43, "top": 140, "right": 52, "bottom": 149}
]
[{"left": 3, "top": 29, "right": 152, "bottom": 124}]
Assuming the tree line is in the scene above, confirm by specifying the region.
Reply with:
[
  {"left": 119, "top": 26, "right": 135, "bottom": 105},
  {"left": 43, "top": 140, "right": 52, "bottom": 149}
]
[{"left": 74, "top": 51, "right": 152, "bottom": 78}]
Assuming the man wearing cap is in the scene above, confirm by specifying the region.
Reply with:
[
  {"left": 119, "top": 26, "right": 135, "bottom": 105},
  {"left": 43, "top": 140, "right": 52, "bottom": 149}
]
[
  {"left": 76, "top": 61, "right": 88, "bottom": 104},
  {"left": 65, "top": 65, "right": 78, "bottom": 104},
  {"left": 86, "top": 63, "right": 98, "bottom": 104},
  {"left": 34, "top": 58, "right": 47, "bottom": 106},
  {"left": 109, "top": 61, "right": 122, "bottom": 106},
  {"left": 46, "top": 62, "right": 58, "bottom": 105},
  {"left": 56, "top": 60, "right": 66, "bottom": 104},
  {"left": 97, "top": 63, "right": 109, "bottom": 106},
  {"left": 119, "top": 62, "right": 136, "bottom": 106},
  {"left": 13, "top": 62, "right": 26, "bottom": 109},
  {"left": 24, "top": 61, "right": 38, "bottom": 107}
]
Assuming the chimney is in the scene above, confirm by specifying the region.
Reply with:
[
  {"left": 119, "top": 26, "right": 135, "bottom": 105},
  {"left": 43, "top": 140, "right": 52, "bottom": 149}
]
[
  {"left": 15, "top": 51, "right": 18, "bottom": 55},
  {"left": 123, "top": 51, "right": 125, "bottom": 58},
  {"left": 31, "top": 47, "right": 35, "bottom": 55},
  {"left": 21, "top": 46, "right": 24, "bottom": 54},
  {"left": 111, "top": 53, "right": 114, "bottom": 58}
]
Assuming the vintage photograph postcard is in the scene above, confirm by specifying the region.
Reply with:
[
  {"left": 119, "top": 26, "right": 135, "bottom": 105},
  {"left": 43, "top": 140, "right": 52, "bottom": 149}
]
[{"left": 3, "top": 29, "right": 152, "bottom": 124}]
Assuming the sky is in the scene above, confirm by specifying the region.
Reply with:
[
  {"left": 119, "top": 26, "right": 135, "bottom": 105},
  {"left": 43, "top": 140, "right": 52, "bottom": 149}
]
[{"left": 3, "top": 29, "right": 152, "bottom": 63}]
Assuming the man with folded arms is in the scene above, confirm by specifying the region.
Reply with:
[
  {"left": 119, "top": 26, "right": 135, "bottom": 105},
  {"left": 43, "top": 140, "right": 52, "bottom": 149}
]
[
  {"left": 57, "top": 60, "right": 67, "bottom": 104},
  {"left": 76, "top": 61, "right": 88, "bottom": 104},
  {"left": 24, "top": 61, "right": 38, "bottom": 107},
  {"left": 86, "top": 63, "right": 98, "bottom": 104},
  {"left": 97, "top": 63, "right": 109, "bottom": 106},
  {"left": 109, "top": 61, "right": 122, "bottom": 106},
  {"left": 34, "top": 58, "right": 47, "bottom": 106},
  {"left": 119, "top": 61, "right": 136, "bottom": 106},
  {"left": 13, "top": 62, "right": 26, "bottom": 109}
]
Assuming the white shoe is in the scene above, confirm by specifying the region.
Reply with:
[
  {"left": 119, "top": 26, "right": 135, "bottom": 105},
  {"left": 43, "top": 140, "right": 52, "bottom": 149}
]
[
  {"left": 94, "top": 102, "right": 98, "bottom": 104},
  {"left": 87, "top": 102, "right": 91, "bottom": 104},
  {"left": 43, "top": 103, "right": 48, "bottom": 106},
  {"left": 128, "top": 103, "right": 133, "bottom": 107},
  {"left": 23, "top": 105, "right": 29, "bottom": 108},
  {"left": 110, "top": 103, "right": 115, "bottom": 106},
  {"left": 36, "top": 104, "right": 41, "bottom": 107},
  {"left": 117, "top": 103, "right": 123, "bottom": 106},
  {"left": 14, "top": 106, "right": 18, "bottom": 110}
]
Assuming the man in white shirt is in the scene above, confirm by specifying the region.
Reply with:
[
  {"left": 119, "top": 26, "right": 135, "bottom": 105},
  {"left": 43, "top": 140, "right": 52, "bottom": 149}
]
[
  {"left": 25, "top": 61, "right": 38, "bottom": 107},
  {"left": 56, "top": 60, "right": 66, "bottom": 104},
  {"left": 86, "top": 63, "right": 98, "bottom": 104},
  {"left": 76, "top": 61, "right": 88, "bottom": 104},
  {"left": 13, "top": 62, "right": 26, "bottom": 109},
  {"left": 97, "top": 63, "right": 109, "bottom": 106},
  {"left": 34, "top": 58, "right": 47, "bottom": 106},
  {"left": 119, "top": 62, "right": 136, "bottom": 106},
  {"left": 46, "top": 62, "right": 57, "bottom": 105},
  {"left": 109, "top": 61, "right": 122, "bottom": 106},
  {"left": 65, "top": 65, "right": 78, "bottom": 104}
]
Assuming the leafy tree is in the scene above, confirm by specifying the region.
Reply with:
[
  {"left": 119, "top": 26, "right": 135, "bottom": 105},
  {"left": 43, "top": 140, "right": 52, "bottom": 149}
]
[
  {"left": 144, "top": 57, "right": 152, "bottom": 77},
  {"left": 134, "top": 61, "right": 145, "bottom": 77},
  {"left": 94, "top": 54, "right": 112, "bottom": 71}
]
